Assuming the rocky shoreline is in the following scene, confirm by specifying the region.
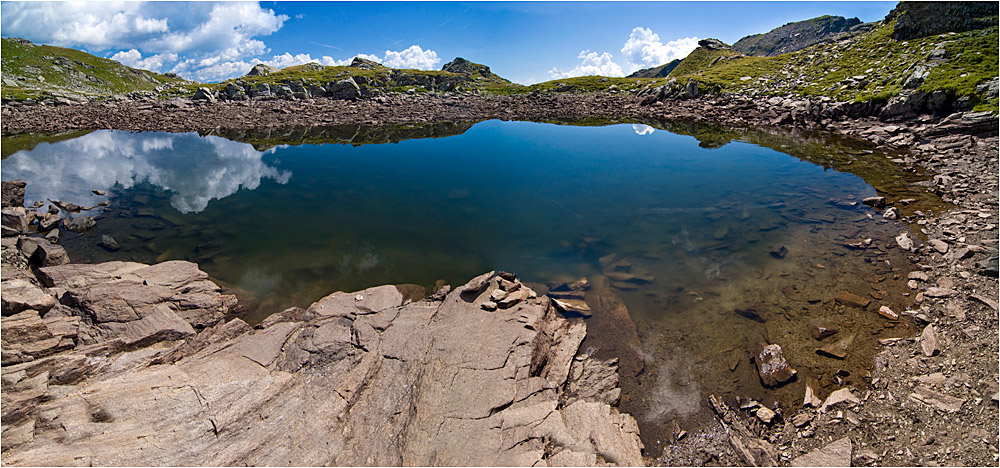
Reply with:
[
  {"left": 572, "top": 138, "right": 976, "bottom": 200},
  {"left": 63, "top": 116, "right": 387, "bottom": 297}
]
[
  {"left": 1, "top": 228, "right": 644, "bottom": 464},
  {"left": 2, "top": 91, "right": 998, "bottom": 466}
]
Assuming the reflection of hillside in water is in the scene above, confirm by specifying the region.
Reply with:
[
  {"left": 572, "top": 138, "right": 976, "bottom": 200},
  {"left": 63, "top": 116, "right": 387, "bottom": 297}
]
[
  {"left": 208, "top": 121, "right": 477, "bottom": 151},
  {"left": 1, "top": 130, "right": 291, "bottom": 213}
]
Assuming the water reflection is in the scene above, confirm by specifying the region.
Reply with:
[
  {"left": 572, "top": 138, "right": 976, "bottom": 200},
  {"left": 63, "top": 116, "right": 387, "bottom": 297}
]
[
  {"left": 1, "top": 130, "right": 291, "bottom": 213},
  {"left": 632, "top": 124, "right": 655, "bottom": 135}
]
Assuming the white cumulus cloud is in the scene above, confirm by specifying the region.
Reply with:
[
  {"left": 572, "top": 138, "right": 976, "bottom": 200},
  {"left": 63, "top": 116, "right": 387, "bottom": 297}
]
[
  {"left": 109, "top": 49, "right": 178, "bottom": 73},
  {"left": 548, "top": 50, "right": 624, "bottom": 79},
  {"left": 621, "top": 27, "right": 698, "bottom": 73},
  {"left": 380, "top": 45, "right": 440, "bottom": 70},
  {"left": 632, "top": 124, "right": 655, "bottom": 135}
]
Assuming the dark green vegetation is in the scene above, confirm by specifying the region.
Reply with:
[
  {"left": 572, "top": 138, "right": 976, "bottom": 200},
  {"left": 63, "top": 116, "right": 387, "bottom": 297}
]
[{"left": 0, "top": 38, "right": 185, "bottom": 101}]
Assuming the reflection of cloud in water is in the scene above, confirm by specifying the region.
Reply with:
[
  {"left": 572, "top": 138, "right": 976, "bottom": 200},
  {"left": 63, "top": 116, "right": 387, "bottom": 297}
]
[
  {"left": 1, "top": 130, "right": 291, "bottom": 213},
  {"left": 338, "top": 245, "right": 382, "bottom": 274},
  {"left": 633, "top": 124, "right": 655, "bottom": 136}
]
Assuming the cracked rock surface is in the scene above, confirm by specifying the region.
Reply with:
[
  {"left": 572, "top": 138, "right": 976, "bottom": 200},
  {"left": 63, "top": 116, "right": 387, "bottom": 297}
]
[{"left": 1, "top": 262, "right": 642, "bottom": 466}]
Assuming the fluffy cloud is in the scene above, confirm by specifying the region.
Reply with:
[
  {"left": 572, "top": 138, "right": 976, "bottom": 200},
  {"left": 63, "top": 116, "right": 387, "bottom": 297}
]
[
  {"left": 4, "top": 2, "right": 440, "bottom": 82},
  {"left": 380, "top": 45, "right": 440, "bottom": 70},
  {"left": 621, "top": 27, "right": 698, "bottom": 72},
  {"left": 548, "top": 50, "right": 624, "bottom": 79},
  {"left": 109, "top": 49, "right": 178, "bottom": 73},
  {"left": 632, "top": 124, "right": 655, "bottom": 135}
]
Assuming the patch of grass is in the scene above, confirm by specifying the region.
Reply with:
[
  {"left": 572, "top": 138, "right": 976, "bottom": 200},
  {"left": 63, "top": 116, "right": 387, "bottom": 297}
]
[
  {"left": 1, "top": 38, "right": 185, "bottom": 100},
  {"left": 0, "top": 130, "right": 95, "bottom": 158},
  {"left": 663, "top": 20, "right": 997, "bottom": 113}
]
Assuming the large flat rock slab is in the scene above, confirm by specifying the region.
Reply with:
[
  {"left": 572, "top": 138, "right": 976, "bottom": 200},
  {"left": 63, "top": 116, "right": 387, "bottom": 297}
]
[{"left": 1, "top": 273, "right": 643, "bottom": 466}]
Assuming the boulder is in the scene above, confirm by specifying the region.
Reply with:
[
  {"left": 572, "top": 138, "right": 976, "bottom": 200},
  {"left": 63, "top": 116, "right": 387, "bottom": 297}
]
[
  {"left": 327, "top": 77, "right": 361, "bottom": 100},
  {"left": 1, "top": 179, "right": 26, "bottom": 207},
  {"left": 29, "top": 240, "right": 70, "bottom": 267},
  {"left": 349, "top": 57, "right": 382, "bottom": 69},
  {"left": 1, "top": 279, "right": 56, "bottom": 315},
  {"left": 192, "top": 87, "right": 216, "bottom": 102},
  {"left": 1, "top": 207, "right": 28, "bottom": 234},
  {"left": 834, "top": 291, "right": 870, "bottom": 308},
  {"left": 246, "top": 63, "right": 278, "bottom": 76},
  {"left": 62, "top": 216, "right": 95, "bottom": 232}
]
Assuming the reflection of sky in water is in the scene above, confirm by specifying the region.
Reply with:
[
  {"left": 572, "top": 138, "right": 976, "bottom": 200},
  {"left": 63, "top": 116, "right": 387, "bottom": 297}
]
[
  {"left": 1, "top": 130, "right": 291, "bottom": 213},
  {"left": 632, "top": 124, "right": 655, "bottom": 135}
]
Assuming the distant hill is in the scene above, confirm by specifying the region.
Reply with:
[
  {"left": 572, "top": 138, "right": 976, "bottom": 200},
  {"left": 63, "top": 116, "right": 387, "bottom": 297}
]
[
  {"left": 627, "top": 59, "right": 681, "bottom": 79},
  {"left": 732, "top": 15, "right": 864, "bottom": 56},
  {"left": 441, "top": 57, "right": 510, "bottom": 84},
  {"left": 0, "top": 37, "right": 187, "bottom": 101}
]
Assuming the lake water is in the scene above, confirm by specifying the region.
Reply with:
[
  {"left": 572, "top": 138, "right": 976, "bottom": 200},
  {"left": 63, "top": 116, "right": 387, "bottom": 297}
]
[{"left": 2, "top": 120, "right": 931, "bottom": 452}]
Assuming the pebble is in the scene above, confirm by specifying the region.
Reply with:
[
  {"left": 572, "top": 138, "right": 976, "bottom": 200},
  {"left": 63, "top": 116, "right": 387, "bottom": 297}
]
[
  {"left": 756, "top": 406, "right": 776, "bottom": 424},
  {"left": 920, "top": 324, "right": 941, "bottom": 357}
]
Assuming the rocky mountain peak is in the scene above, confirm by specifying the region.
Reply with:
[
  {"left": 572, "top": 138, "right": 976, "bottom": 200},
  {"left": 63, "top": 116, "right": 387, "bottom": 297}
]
[
  {"left": 733, "top": 15, "right": 864, "bottom": 56},
  {"left": 697, "top": 38, "right": 732, "bottom": 51},
  {"left": 349, "top": 57, "right": 382, "bottom": 69},
  {"left": 442, "top": 57, "right": 491, "bottom": 76},
  {"left": 246, "top": 63, "right": 278, "bottom": 77}
]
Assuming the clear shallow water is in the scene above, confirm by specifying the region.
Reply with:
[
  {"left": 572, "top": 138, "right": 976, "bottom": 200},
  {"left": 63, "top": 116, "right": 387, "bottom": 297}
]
[{"left": 3, "top": 120, "right": 926, "bottom": 450}]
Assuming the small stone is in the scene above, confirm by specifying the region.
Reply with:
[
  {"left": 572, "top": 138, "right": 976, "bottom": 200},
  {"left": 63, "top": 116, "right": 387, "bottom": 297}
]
[
  {"left": 92, "top": 189, "right": 106, "bottom": 196},
  {"left": 756, "top": 343, "right": 797, "bottom": 387},
  {"left": 550, "top": 297, "right": 592, "bottom": 317},
  {"left": 481, "top": 301, "right": 497, "bottom": 311},
  {"left": 924, "top": 287, "right": 953, "bottom": 298},
  {"left": 756, "top": 406, "right": 776, "bottom": 424},
  {"left": 877, "top": 305, "right": 899, "bottom": 320},
  {"left": 834, "top": 291, "right": 870, "bottom": 308},
  {"left": 810, "top": 323, "right": 838, "bottom": 340},
  {"left": 818, "top": 333, "right": 854, "bottom": 359},
  {"left": 791, "top": 437, "right": 852, "bottom": 467},
  {"left": 791, "top": 413, "right": 812, "bottom": 427},
  {"left": 907, "top": 271, "right": 929, "bottom": 281},
  {"left": 770, "top": 244, "right": 788, "bottom": 259},
  {"left": 804, "top": 378, "right": 822, "bottom": 407},
  {"left": 498, "top": 288, "right": 530, "bottom": 309},
  {"left": 100, "top": 234, "right": 119, "bottom": 251},
  {"left": 896, "top": 232, "right": 914, "bottom": 251},
  {"left": 38, "top": 214, "right": 61, "bottom": 231},
  {"left": 490, "top": 288, "right": 507, "bottom": 303},
  {"left": 929, "top": 239, "right": 949, "bottom": 254},
  {"left": 862, "top": 196, "right": 886, "bottom": 209},
  {"left": 920, "top": 324, "right": 940, "bottom": 357},
  {"left": 882, "top": 207, "right": 898, "bottom": 220},
  {"left": 820, "top": 388, "right": 860, "bottom": 412},
  {"left": 460, "top": 271, "right": 494, "bottom": 295}
]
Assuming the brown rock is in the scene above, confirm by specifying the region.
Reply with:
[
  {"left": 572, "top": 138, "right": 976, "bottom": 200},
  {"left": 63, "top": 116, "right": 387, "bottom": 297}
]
[
  {"left": 920, "top": 324, "right": 941, "bottom": 356},
  {"left": 756, "top": 343, "right": 797, "bottom": 387},
  {"left": 817, "top": 333, "right": 855, "bottom": 359},
  {"left": 1, "top": 279, "right": 56, "bottom": 315},
  {"left": 834, "top": 291, "right": 870, "bottom": 308},
  {"left": 1, "top": 179, "right": 26, "bottom": 208},
  {"left": 791, "top": 437, "right": 852, "bottom": 467}
]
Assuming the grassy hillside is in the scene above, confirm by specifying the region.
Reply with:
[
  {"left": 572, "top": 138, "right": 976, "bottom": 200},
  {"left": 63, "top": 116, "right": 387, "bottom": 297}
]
[
  {"left": 1, "top": 38, "right": 186, "bottom": 101},
  {"left": 665, "top": 19, "right": 998, "bottom": 111}
]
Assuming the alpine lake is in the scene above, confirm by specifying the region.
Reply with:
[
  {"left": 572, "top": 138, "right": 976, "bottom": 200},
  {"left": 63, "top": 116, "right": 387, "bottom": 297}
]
[{"left": 2, "top": 119, "right": 945, "bottom": 452}]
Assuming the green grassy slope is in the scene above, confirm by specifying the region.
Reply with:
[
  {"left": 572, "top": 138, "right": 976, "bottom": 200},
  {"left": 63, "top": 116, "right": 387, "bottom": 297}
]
[
  {"left": 665, "top": 19, "right": 998, "bottom": 111},
  {"left": 1, "top": 38, "right": 187, "bottom": 101}
]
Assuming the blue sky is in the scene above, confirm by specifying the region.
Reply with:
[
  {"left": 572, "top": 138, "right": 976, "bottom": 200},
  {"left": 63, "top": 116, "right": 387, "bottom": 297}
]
[{"left": 1, "top": 1, "right": 897, "bottom": 83}]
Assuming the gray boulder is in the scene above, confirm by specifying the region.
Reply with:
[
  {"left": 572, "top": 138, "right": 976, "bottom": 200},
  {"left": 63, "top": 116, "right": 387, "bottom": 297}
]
[
  {"left": 349, "top": 57, "right": 382, "bottom": 69},
  {"left": 2, "top": 179, "right": 26, "bottom": 207},
  {"left": 327, "top": 77, "right": 361, "bottom": 100},
  {"left": 192, "top": 87, "right": 217, "bottom": 102},
  {"left": 246, "top": 63, "right": 278, "bottom": 76}
]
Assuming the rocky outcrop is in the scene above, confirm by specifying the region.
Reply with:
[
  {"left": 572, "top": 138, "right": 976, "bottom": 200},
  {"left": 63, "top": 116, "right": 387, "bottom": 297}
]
[
  {"left": 888, "top": 1, "right": 999, "bottom": 41},
  {"left": 1, "top": 247, "right": 643, "bottom": 466},
  {"left": 1, "top": 179, "right": 26, "bottom": 208},
  {"left": 349, "top": 57, "right": 383, "bottom": 70},
  {"left": 245, "top": 63, "right": 278, "bottom": 77},
  {"left": 626, "top": 59, "right": 681, "bottom": 79},
  {"left": 733, "top": 15, "right": 864, "bottom": 57}
]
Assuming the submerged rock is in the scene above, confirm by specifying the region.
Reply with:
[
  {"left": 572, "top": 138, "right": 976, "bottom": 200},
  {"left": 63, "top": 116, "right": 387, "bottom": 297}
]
[{"left": 756, "top": 343, "right": 797, "bottom": 387}]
